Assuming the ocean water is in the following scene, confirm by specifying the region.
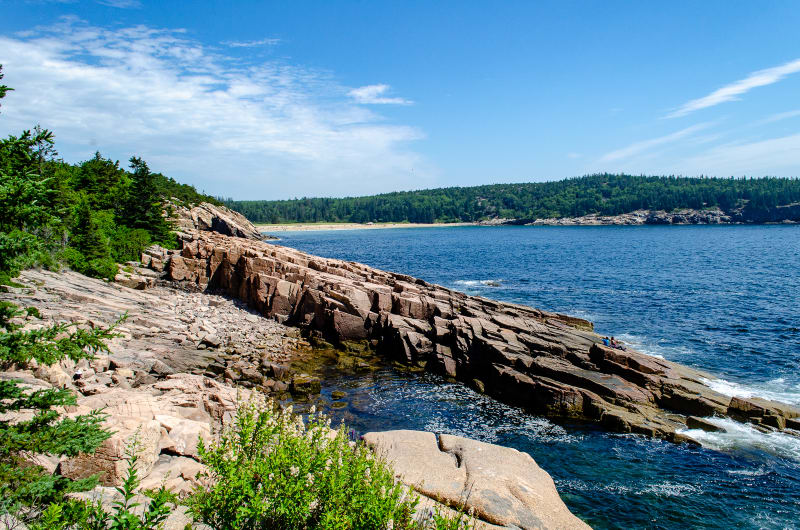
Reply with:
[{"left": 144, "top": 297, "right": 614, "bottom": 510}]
[{"left": 269, "top": 225, "right": 800, "bottom": 529}]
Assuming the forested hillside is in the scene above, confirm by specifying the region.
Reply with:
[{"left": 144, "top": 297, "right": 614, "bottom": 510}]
[
  {"left": 224, "top": 175, "right": 800, "bottom": 224},
  {"left": 0, "top": 65, "right": 218, "bottom": 284}
]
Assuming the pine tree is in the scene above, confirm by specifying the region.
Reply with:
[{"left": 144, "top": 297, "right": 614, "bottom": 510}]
[
  {"left": 117, "top": 157, "right": 172, "bottom": 244},
  {"left": 0, "top": 302, "right": 121, "bottom": 521},
  {"left": 0, "top": 65, "right": 12, "bottom": 110},
  {"left": 72, "top": 198, "right": 110, "bottom": 263}
]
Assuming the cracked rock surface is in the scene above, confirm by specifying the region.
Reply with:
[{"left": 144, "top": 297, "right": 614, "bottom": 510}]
[{"left": 364, "top": 430, "right": 590, "bottom": 530}]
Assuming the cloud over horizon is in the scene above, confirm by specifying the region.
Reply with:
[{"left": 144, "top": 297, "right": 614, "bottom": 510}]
[
  {"left": 667, "top": 58, "right": 800, "bottom": 118},
  {"left": 0, "top": 18, "right": 432, "bottom": 199}
]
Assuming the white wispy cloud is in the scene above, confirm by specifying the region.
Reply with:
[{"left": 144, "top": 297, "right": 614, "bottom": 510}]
[
  {"left": 666, "top": 58, "right": 800, "bottom": 118},
  {"left": 0, "top": 18, "right": 431, "bottom": 199},
  {"left": 348, "top": 84, "right": 412, "bottom": 105},
  {"left": 96, "top": 0, "right": 141, "bottom": 8},
  {"left": 755, "top": 109, "right": 800, "bottom": 126},
  {"left": 682, "top": 133, "right": 800, "bottom": 176},
  {"left": 223, "top": 38, "right": 280, "bottom": 48},
  {"left": 599, "top": 123, "right": 712, "bottom": 162}
]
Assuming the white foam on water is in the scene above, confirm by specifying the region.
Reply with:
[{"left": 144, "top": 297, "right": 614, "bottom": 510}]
[
  {"left": 556, "top": 479, "right": 700, "bottom": 498},
  {"left": 453, "top": 279, "right": 503, "bottom": 287},
  {"left": 640, "top": 481, "right": 702, "bottom": 498},
  {"left": 726, "top": 467, "right": 768, "bottom": 477},
  {"left": 614, "top": 333, "right": 675, "bottom": 359},
  {"left": 679, "top": 417, "right": 800, "bottom": 462},
  {"left": 700, "top": 377, "right": 800, "bottom": 406}
]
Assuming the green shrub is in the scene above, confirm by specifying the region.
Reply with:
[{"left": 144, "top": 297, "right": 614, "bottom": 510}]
[
  {"left": 57, "top": 246, "right": 118, "bottom": 281},
  {"left": 188, "top": 399, "right": 420, "bottom": 530},
  {"left": 110, "top": 227, "right": 151, "bottom": 263}
]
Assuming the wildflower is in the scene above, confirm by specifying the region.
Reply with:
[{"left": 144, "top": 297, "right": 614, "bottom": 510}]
[
  {"left": 306, "top": 472, "right": 315, "bottom": 485},
  {"left": 325, "top": 459, "right": 332, "bottom": 471},
  {"left": 268, "top": 473, "right": 274, "bottom": 481},
  {"left": 380, "top": 486, "right": 386, "bottom": 497},
  {"left": 309, "top": 405, "right": 316, "bottom": 415},
  {"left": 364, "top": 467, "right": 371, "bottom": 481},
  {"left": 290, "top": 466, "right": 299, "bottom": 477},
  {"left": 386, "top": 519, "right": 394, "bottom": 530}
]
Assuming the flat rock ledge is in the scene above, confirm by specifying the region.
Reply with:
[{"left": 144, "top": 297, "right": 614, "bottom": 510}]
[
  {"left": 140, "top": 203, "right": 800, "bottom": 441},
  {"left": 364, "top": 430, "right": 590, "bottom": 530}
]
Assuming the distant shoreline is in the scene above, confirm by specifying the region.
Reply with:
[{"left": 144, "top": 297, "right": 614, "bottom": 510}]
[{"left": 256, "top": 221, "right": 476, "bottom": 232}]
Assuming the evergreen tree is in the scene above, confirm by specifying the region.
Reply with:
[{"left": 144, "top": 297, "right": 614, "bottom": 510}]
[
  {"left": 0, "top": 302, "right": 120, "bottom": 521},
  {"left": 117, "top": 156, "right": 172, "bottom": 244},
  {"left": 67, "top": 197, "right": 117, "bottom": 279},
  {"left": 72, "top": 153, "right": 127, "bottom": 211},
  {"left": 0, "top": 65, "right": 12, "bottom": 110},
  {"left": 72, "top": 198, "right": 110, "bottom": 263}
]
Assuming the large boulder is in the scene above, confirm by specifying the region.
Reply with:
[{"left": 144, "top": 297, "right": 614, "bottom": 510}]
[
  {"left": 173, "top": 202, "right": 264, "bottom": 241},
  {"left": 60, "top": 417, "right": 162, "bottom": 486},
  {"left": 364, "top": 430, "right": 590, "bottom": 530}
]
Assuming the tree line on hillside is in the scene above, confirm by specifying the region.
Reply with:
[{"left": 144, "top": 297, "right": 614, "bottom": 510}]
[
  {"left": 0, "top": 77, "right": 219, "bottom": 284},
  {"left": 223, "top": 174, "right": 800, "bottom": 224}
]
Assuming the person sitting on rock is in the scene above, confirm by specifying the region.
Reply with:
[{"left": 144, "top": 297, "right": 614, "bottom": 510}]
[{"left": 602, "top": 337, "right": 610, "bottom": 347}]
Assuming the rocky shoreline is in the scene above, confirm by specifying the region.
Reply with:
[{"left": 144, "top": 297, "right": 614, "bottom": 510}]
[
  {"left": 494, "top": 205, "right": 800, "bottom": 226},
  {"left": 146, "top": 203, "right": 799, "bottom": 443},
  {"left": 3, "top": 202, "right": 799, "bottom": 529},
  {"left": 1, "top": 270, "right": 588, "bottom": 528}
]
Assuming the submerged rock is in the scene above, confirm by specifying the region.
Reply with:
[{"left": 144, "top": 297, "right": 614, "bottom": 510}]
[{"left": 686, "top": 416, "right": 726, "bottom": 433}]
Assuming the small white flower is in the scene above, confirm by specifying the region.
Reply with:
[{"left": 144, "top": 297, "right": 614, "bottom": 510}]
[
  {"left": 268, "top": 473, "right": 274, "bottom": 481},
  {"left": 386, "top": 519, "right": 394, "bottom": 530},
  {"left": 364, "top": 467, "right": 371, "bottom": 481},
  {"left": 290, "top": 466, "right": 299, "bottom": 477},
  {"left": 306, "top": 472, "right": 314, "bottom": 485}
]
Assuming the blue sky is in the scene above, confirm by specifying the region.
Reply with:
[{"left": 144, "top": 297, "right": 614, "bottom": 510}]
[{"left": 1, "top": 1, "right": 799, "bottom": 199}]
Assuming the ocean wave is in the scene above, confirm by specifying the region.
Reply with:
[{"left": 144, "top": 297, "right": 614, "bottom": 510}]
[
  {"left": 453, "top": 279, "right": 503, "bottom": 288},
  {"left": 700, "top": 377, "right": 800, "bottom": 406},
  {"left": 557, "top": 479, "right": 700, "bottom": 497},
  {"left": 679, "top": 417, "right": 800, "bottom": 462},
  {"left": 726, "top": 467, "right": 768, "bottom": 477},
  {"left": 614, "top": 333, "right": 695, "bottom": 360}
]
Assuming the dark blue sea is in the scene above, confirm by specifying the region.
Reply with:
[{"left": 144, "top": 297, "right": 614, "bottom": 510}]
[{"left": 268, "top": 225, "right": 800, "bottom": 529}]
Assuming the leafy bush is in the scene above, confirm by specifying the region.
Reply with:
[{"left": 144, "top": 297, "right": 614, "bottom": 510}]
[
  {"left": 110, "top": 227, "right": 151, "bottom": 264},
  {"left": 188, "top": 399, "right": 420, "bottom": 529},
  {"left": 57, "top": 247, "right": 118, "bottom": 281}
]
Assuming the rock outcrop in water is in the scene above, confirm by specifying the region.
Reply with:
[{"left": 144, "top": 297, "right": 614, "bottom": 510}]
[{"left": 146, "top": 203, "right": 800, "bottom": 441}]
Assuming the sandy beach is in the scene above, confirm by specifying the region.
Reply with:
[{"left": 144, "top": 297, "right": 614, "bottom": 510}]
[{"left": 256, "top": 221, "right": 475, "bottom": 232}]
